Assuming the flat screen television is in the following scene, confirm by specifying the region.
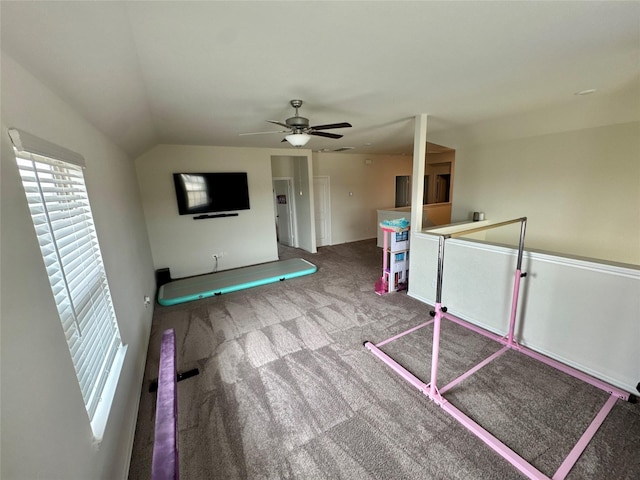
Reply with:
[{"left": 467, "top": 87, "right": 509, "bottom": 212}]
[{"left": 173, "top": 172, "right": 250, "bottom": 215}]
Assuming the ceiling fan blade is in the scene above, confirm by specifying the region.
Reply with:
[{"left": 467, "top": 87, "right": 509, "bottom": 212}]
[
  {"left": 267, "top": 120, "right": 291, "bottom": 129},
  {"left": 239, "top": 130, "right": 288, "bottom": 136},
  {"left": 309, "top": 122, "right": 352, "bottom": 131},
  {"left": 310, "top": 131, "right": 343, "bottom": 139}
]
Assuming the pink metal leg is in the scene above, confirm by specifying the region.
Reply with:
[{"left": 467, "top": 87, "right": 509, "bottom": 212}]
[
  {"left": 552, "top": 394, "right": 619, "bottom": 480},
  {"left": 514, "top": 345, "right": 629, "bottom": 401},
  {"left": 441, "top": 400, "right": 551, "bottom": 480},
  {"left": 429, "top": 303, "right": 443, "bottom": 399},
  {"left": 440, "top": 346, "right": 510, "bottom": 395},
  {"left": 375, "top": 319, "right": 434, "bottom": 348},
  {"left": 441, "top": 310, "right": 505, "bottom": 343},
  {"left": 382, "top": 229, "right": 388, "bottom": 275},
  {"left": 364, "top": 341, "right": 429, "bottom": 395}
]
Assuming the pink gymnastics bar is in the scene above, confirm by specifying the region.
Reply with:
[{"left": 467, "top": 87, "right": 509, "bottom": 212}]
[
  {"left": 439, "top": 345, "right": 510, "bottom": 395},
  {"left": 552, "top": 394, "right": 618, "bottom": 480},
  {"left": 439, "top": 308, "right": 629, "bottom": 401},
  {"left": 375, "top": 319, "right": 434, "bottom": 348},
  {"left": 365, "top": 217, "right": 631, "bottom": 479},
  {"left": 363, "top": 340, "right": 550, "bottom": 479},
  {"left": 365, "top": 341, "right": 429, "bottom": 395}
]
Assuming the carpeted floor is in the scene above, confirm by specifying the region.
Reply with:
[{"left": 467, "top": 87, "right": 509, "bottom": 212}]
[{"left": 128, "top": 239, "right": 640, "bottom": 479}]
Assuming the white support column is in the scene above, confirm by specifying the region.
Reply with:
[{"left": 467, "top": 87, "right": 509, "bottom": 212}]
[{"left": 411, "top": 114, "right": 428, "bottom": 231}]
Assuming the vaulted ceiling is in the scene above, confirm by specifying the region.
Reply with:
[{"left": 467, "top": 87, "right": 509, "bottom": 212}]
[{"left": 2, "top": 1, "right": 638, "bottom": 158}]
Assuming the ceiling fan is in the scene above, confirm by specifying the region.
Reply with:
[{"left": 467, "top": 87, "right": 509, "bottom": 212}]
[{"left": 240, "top": 99, "right": 352, "bottom": 147}]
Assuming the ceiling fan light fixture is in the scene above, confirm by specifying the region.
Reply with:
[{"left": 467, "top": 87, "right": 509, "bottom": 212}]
[{"left": 285, "top": 133, "right": 311, "bottom": 147}]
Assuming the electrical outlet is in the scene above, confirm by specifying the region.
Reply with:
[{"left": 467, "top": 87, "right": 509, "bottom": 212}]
[{"left": 144, "top": 295, "right": 151, "bottom": 308}]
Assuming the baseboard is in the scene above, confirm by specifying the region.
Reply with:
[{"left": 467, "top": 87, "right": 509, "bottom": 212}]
[{"left": 119, "top": 314, "right": 154, "bottom": 479}]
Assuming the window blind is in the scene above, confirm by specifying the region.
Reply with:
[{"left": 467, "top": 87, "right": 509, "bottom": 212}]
[{"left": 9, "top": 128, "right": 122, "bottom": 422}]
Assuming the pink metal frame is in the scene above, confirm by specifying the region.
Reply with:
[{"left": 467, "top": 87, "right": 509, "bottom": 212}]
[{"left": 365, "top": 217, "right": 630, "bottom": 480}]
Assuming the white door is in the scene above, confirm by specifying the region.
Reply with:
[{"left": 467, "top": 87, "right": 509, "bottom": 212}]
[
  {"left": 313, "top": 176, "right": 331, "bottom": 246},
  {"left": 273, "top": 179, "right": 294, "bottom": 246}
]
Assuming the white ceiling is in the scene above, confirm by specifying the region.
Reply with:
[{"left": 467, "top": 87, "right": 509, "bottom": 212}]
[{"left": 1, "top": 1, "right": 639, "bottom": 158}]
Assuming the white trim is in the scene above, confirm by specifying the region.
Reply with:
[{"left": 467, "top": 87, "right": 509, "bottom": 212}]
[
  {"left": 8, "top": 127, "right": 86, "bottom": 167},
  {"left": 416, "top": 231, "right": 640, "bottom": 277},
  {"left": 90, "top": 344, "right": 127, "bottom": 445}
]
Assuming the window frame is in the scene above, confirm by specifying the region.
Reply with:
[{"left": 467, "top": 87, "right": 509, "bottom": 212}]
[{"left": 9, "top": 128, "right": 127, "bottom": 442}]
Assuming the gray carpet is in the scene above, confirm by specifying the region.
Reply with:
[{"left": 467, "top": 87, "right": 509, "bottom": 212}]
[{"left": 128, "top": 239, "right": 640, "bottom": 479}]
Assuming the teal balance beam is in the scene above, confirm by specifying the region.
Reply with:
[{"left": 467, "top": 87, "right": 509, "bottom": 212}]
[{"left": 158, "top": 258, "right": 317, "bottom": 306}]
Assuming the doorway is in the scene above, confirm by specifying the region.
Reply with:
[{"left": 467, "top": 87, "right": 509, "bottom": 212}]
[
  {"left": 273, "top": 178, "right": 296, "bottom": 247},
  {"left": 395, "top": 175, "right": 411, "bottom": 207},
  {"left": 395, "top": 175, "right": 430, "bottom": 207},
  {"left": 270, "top": 154, "right": 316, "bottom": 254}
]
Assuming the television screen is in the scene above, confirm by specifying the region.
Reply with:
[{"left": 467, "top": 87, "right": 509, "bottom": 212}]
[{"left": 173, "top": 172, "right": 250, "bottom": 215}]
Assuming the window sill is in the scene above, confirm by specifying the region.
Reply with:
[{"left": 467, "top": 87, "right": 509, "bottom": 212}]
[{"left": 90, "top": 344, "right": 128, "bottom": 446}]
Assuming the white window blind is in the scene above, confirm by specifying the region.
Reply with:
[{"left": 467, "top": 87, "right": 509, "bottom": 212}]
[{"left": 9, "top": 128, "right": 124, "bottom": 429}]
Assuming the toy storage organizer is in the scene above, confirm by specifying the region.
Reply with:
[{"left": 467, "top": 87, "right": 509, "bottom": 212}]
[{"left": 379, "top": 226, "right": 410, "bottom": 293}]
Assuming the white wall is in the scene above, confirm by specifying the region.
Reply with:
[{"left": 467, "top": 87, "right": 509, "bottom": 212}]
[
  {"left": 137, "top": 149, "right": 413, "bottom": 275},
  {"left": 271, "top": 155, "right": 296, "bottom": 177},
  {"left": 1, "top": 52, "right": 155, "bottom": 479},
  {"left": 312, "top": 152, "right": 413, "bottom": 244},
  {"left": 136, "top": 145, "right": 296, "bottom": 278},
  {"left": 447, "top": 122, "right": 640, "bottom": 265},
  {"left": 427, "top": 79, "right": 640, "bottom": 266}
]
